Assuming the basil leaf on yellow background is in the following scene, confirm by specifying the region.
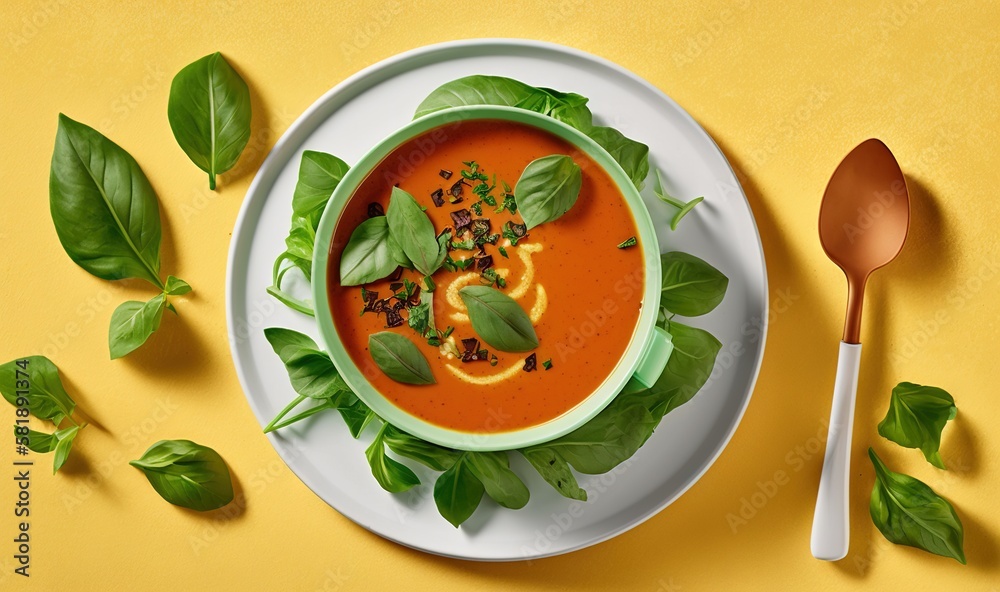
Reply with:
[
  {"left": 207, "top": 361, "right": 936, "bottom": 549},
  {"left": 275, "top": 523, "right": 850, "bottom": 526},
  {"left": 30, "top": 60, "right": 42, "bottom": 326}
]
[
  {"left": 878, "top": 382, "right": 957, "bottom": 469},
  {"left": 131, "top": 439, "right": 234, "bottom": 512}
]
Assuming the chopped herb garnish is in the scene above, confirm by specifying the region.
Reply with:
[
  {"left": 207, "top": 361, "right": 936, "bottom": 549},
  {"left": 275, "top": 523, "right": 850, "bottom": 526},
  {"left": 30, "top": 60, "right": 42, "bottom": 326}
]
[
  {"left": 498, "top": 246, "right": 509, "bottom": 258},
  {"left": 471, "top": 201, "right": 483, "bottom": 216},
  {"left": 450, "top": 238, "right": 476, "bottom": 250},
  {"left": 502, "top": 221, "right": 528, "bottom": 245},
  {"left": 617, "top": 236, "right": 637, "bottom": 249},
  {"left": 439, "top": 169, "right": 452, "bottom": 180},
  {"left": 523, "top": 353, "right": 537, "bottom": 372},
  {"left": 489, "top": 354, "right": 499, "bottom": 366},
  {"left": 430, "top": 188, "right": 445, "bottom": 207},
  {"left": 495, "top": 194, "right": 517, "bottom": 214},
  {"left": 443, "top": 255, "right": 475, "bottom": 272},
  {"left": 475, "top": 233, "right": 500, "bottom": 246},
  {"left": 442, "top": 326, "right": 454, "bottom": 338},
  {"left": 422, "top": 275, "right": 436, "bottom": 292},
  {"left": 501, "top": 180, "right": 511, "bottom": 193},
  {"left": 542, "top": 358, "right": 553, "bottom": 370},
  {"left": 367, "top": 202, "right": 384, "bottom": 217},
  {"left": 482, "top": 193, "right": 497, "bottom": 207},
  {"left": 480, "top": 268, "right": 506, "bottom": 288}
]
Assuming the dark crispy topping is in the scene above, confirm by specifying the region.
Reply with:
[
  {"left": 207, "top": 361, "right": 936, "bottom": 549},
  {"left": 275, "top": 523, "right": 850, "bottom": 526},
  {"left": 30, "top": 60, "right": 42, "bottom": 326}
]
[
  {"left": 362, "top": 289, "right": 379, "bottom": 310},
  {"left": 367, "top": 202, "right": 384, "bottom": 217},
  {"left": 407, "top": 285, "right": 421, "bottom": 307},
  {"left": 389, "top": 267, "right": 403, "bottom": 281},
  {"left": 450, "top": 208, "right": 472, "bottom": 232},
  {"left": 523, "top": 353, "right": 537, "bottom": 372},
  {"left": 476, "top": 254, "right": 494, "bottom": 270},
  {"left": 389, "top": 282, "right": 403, "bottom": 292},
  {"left": 430, "top": 188, "right": 445, "bottom": 207},
  {"left": 439, "top": 169, "right": 453, "bottom": 180},
  {"left": 449, "top": 180, "right": 464, "bottom": 199},
  {"left": 384, "top": 307, "right": 404, "bottom": 328},
  {"left": 461, "top": 338, "right": 479, "bottom": 353},
  {"left": 470, "top": 218, "right": 491, "bottom": 237}
]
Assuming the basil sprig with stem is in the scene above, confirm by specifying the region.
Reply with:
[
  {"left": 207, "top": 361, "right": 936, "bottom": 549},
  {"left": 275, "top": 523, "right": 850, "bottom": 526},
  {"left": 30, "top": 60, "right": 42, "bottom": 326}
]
[
  {"left": 269, "top": 151, "right": 350, "bottom": 315},
  {"left": 868, "top": 448, "right": 966, "bottom": 563},
  {"left": 167, "top": 52, "right": 251, "bottom": 190},
  {"left": 514, "top": 154, "right": 582, "bottom": 229},
  {"left": 459, "top": 286, "right": 538, "bottom": 352},
  {"left": 49, "top": 114, "right": 192, "bottom": 358},
  {"left": 653, "top": 170, "right": 704, "bottom": 231},
  {"left": 3, "top": 356, "right": 89, "bottom": 473},
  {"left": 414, "top": 75, "right": 649, "bottom": 189},
  {"left": 366, "top": 423, "right": 421, "bottom": 493},
  {"left": 877, "top": 383, "right": 956, "bottom": 469},
  {"left": 130, "top": 440, "right": 234, "bottom": 512},
  {"left": 659, "top": 252, "right": 729, "bottom": 317}
]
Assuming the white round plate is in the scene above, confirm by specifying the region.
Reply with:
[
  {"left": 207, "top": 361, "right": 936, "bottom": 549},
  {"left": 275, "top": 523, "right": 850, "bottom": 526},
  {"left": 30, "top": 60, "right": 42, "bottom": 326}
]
[{"left": 226, "top": 39, "right": 767, "bottom": 561}]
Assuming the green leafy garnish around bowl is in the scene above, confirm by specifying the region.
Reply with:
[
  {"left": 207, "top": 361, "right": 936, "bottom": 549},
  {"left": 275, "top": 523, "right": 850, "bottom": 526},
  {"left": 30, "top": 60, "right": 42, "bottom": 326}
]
[
  {"left": 877, "top": 382, "right": 957, "bottom": 469},
  {"left": 653, "top": 169, "right": 704, "bottom": 231},
  {"left": 167, "top": 52, "right": 251, "bottom": 190},
  {"left": 868, "top": 448, "right": 966, "bottom": 563},
  {"left": 48, "top": 115, "right": 192, "bottom": 358},
  {"left": 3, "top": 356, "right": 88, "bottom": 474}
]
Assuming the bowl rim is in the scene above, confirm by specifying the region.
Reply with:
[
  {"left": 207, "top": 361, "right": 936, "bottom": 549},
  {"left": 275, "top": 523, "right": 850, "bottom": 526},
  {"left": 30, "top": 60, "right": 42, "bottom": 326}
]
[{"left": 312, "top": 105, "right": 662, "bottom": 451}]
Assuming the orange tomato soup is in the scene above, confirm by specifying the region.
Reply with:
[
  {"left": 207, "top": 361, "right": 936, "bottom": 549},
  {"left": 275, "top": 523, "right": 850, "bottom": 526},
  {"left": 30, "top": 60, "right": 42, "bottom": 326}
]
[{"left": 327, "top": 120, "right": 644, "bottom": 433}]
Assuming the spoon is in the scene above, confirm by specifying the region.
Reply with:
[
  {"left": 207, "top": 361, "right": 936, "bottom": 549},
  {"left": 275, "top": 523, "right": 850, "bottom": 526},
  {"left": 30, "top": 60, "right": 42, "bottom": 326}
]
[{"left": 811, "top": 139, "right": 910, "bottom": 561}]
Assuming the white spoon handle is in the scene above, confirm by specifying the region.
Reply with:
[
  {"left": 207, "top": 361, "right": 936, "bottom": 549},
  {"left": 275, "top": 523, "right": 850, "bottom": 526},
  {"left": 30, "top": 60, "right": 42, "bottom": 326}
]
[{"left": 810, "top": 341, "right": 863, "bottom": 561}]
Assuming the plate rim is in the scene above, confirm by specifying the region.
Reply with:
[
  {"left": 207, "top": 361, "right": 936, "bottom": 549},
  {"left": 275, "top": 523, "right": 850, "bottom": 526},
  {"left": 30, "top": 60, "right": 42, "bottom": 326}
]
[{"left": 225, "top": 37, "right": 768, "bottom": 562}]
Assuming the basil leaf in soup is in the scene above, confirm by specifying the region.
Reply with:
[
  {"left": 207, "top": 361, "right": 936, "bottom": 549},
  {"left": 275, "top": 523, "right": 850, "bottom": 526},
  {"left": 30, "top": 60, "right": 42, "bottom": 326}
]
[
  {"left": 659, "top": 252, "right": 730, "bottom": 317},
  {"left": 877, "top": 383, "right": 957, "bottom": 469},
  {"left": 465, "top": 451, "right": 530, "bottom": 510},
  {"left": 130, "top": 439, "right": 235, "bottom": 512},
  {"left": 368, "top": 332, "right": 435, "bottom": 385},
  {"left": 339, "top": 216, "right": 400, "bottom": 286},
  {"left": 385, "top": 187, "right": 441, "bottom": 276},
  {"left": 514, "top": 155, "right": 583, "bottom": 229},
  {"left": 433, "top": 454, "right": 485, "bottom": 528},
  {"left": 868, "top": 448, "right": 966, "bottom": 563},
  {"left": 108, "top": 294, "right": 169, "bottom": 359},
  {"left": 49, "top": 114, "right": 164, "bottom": 288},
  {"left": 458, "top": 286, "right": 538, "bottom": 352},
  {"left": 167, "top": 52, "right": 251, "bottom": 190},
  {"left": 365, "top": 424, "right": 421, "bottom": 493}
]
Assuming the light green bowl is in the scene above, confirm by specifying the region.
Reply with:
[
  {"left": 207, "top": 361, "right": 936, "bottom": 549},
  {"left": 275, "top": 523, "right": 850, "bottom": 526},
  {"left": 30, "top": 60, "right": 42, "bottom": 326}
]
[{"left": 312, "top": 105, "right": 672, "bottom": 451}]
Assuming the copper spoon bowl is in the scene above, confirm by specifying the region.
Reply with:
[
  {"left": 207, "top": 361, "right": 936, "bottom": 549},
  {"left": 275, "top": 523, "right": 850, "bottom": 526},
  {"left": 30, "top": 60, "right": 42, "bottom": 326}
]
[{"left": 811, "top": 139, "right": 910, "bottom": 561}]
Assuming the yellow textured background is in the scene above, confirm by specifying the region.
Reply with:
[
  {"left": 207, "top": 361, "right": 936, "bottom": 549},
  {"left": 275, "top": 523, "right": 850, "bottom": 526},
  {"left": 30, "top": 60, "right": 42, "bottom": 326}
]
[{"left": 1, "top": 0, "right": 997, "bottom": 589}]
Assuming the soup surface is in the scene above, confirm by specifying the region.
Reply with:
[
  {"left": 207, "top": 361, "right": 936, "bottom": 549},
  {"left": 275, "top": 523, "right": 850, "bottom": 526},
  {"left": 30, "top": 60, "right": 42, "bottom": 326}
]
[{"left": 328, "top": 120, "right": 644, "bottom": 433}]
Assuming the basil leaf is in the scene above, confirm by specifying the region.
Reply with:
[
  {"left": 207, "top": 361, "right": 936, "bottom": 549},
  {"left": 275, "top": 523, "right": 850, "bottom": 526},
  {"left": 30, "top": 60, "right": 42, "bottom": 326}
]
[
  {"left": 263, "top": 328, "right": 349, "bottom": 398},
  {"left": 1, "top": 356, "right": 76, "bottom": 424},
  {"left": 368, "top": 332, "right": 435, "bottom": 385},
  {"left": 585, "top": 125, "right": 650, "bottom": 190},
  {"left": 109, "top": 294, "right": 168, "bottom": 359},
  {"left": 292, "top": 151, "right": 350, "bottom": 220},
  {"left": 383, "top": 425, "right": 460, "bottom": 471},
  {"left": 413, "top": 75, "right": 649, "bottom": 189},
  {"left": 514, "top": 155, "right": 582, "bottom": 229},
  {"left": 339, "top": 216, "right": 399, "bottom": 286},
  {"left": 130, "top": 439, "right": 234, "bottom": 512},
  {"left": 520, "top": 447, "right": 587, "bottom": 501},
  {"left": 365, "top": 424, "right": 420, "bottom": 493},
  {"left": 385, "top": 187, "right": 440, "bottom": 276},
  {"left": 459, "top": 286, "right": 538, "bottom": 352},
  {"left": 433, "top": 455, "right": 485, "bottom": 528},
  {"left": 539, "top": 401, "right": 657, "bottom": 474},
  {"left": 878, "top": 383, "right": 957, "bottom": 469},
  {"left": 868, "top": 448, "right": 966, "bottom": 563},
  {"left": 465, "top": 451, "right": 530, "bottom": 509},
  {"left": 49, "top": 114, "right": 163, "bottom": 288},
  {"left": 338, "top": 395, "right": 377, "bottom": 438},
  {"left": 164, "top": 275, "right": 192, "bottom": 296},
  {"left": 659, "top": 252, "right": 730, "bottom": 317},
  {"left": 167, "top": 52, "right": 251, "bottom": 190},
  {"left": 51, "top": 425, "right": 80, "bottom": 474},
  {"left": 15, "top": 427, "right": 56, "bottom": 453},
  {"left": 621, "top": 321, "right": 723, "bottom": 421}
]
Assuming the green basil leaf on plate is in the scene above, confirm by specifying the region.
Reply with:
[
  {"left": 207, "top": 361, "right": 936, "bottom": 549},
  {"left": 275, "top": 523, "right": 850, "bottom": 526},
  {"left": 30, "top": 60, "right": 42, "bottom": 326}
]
[
  {"left": 167, "top": 52, "right": 251, "bottom": 190},
  {"left": 338, "top": 395, "right": 378, "bottom": 438},
  {"left": 49, "top": 114, "right": 164, "bottom": 289},
  {"left": 51, "top": 425, "right": 80, "bottom": 473},
  {"left": 868, "top": 447, "right": 965, "bottom": 563},
  {"left": 465, "top": 451, "right": 530, "bottom": 510},
  {"left": 109, "top": 294, "right": 168, "bottom": 359},
  {"left": 263, "top": 328, "right": 350, "bottom": 398},
  {"left": 339, "top": 216, "right": 400, "bottom": 286},
  {"left": 514, "top": 154, "right": 582, "bottom": 229},
  {"left": 538, "top": 401, "right": 657, "bottom": 475},
  {"left": 365, "top": 424, "right": 421, "bottom": 493},
  {"left": 163, "top": 275, "right": 192, "bottom": 296},
  {"left": 459, "top": 286, "right": 538, "bottom": 352},
  {"left": 368, "top": 332, "right": 435, "bottom": 385},
  {"left": 659, "top": 252, "right": 729, "bottom": 317},
  {"left": 1, "top": 356, "right": 76, "bottom": 424},
  {"left": 385, "top": 187, "right": 440, "bottom": 276},
  {"left": 383, "top": 424, "right": 460, "bottom": 471},
  {"left": 131, "top": 439, "right": 234, "bottom": 512},
  {"left": 585, "top": 125, "right": 650, "bottom": 190},
  {"left": 433, "top": 454, "right": 485, "bottom": 528},
  {"left": 520, "top": 447, "right": 587, "bottom": 501},
  {"left": 878, "top": 383, "right": 957, "bottom": 469},
  {"left": 292, "top": 150, "right": 350, "bottom": 220}
]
